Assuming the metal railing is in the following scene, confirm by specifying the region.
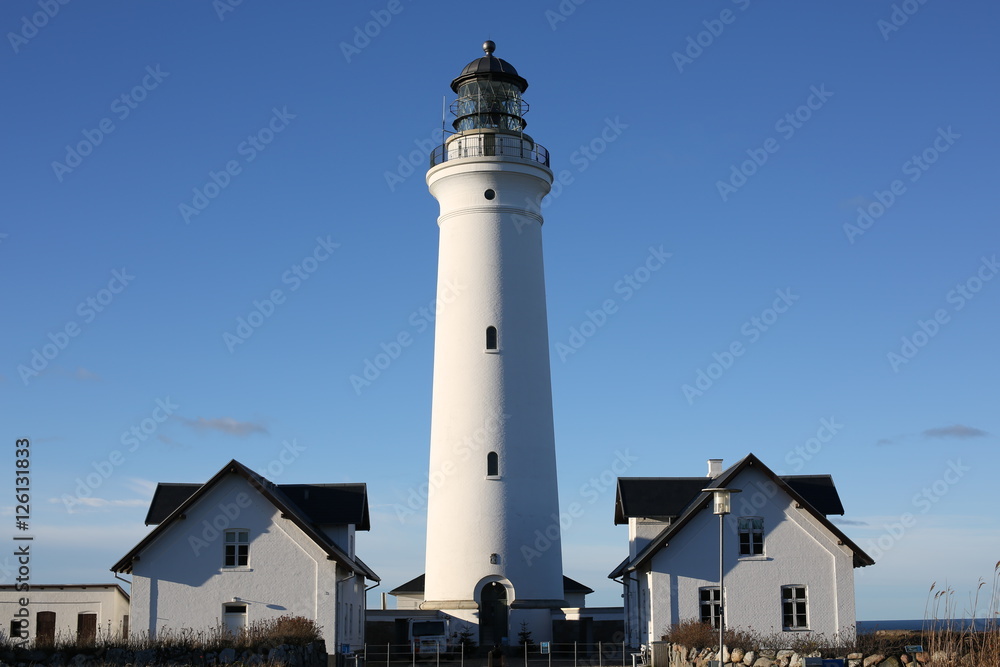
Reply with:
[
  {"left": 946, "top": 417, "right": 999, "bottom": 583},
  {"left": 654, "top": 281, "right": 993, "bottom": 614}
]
[
  {"left": 430, "top": 134, "right": 550, "bottom": 168},
  {"left": 347, "top": 642, "right": 646, "bottom": 667}
]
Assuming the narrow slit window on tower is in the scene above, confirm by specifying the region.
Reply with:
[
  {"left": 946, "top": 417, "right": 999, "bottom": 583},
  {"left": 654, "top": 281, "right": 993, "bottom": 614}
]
[
  {"left": 487, "top": 451, "right": 499, "bottom": 477},
  {"left": 486, "top": 326, "right": 498, "bottom": 351}
]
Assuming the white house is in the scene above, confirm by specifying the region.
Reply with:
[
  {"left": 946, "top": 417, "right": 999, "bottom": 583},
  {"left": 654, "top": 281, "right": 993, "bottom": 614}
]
[
  {"left": 610, "top": 454, "right": 873, "bottom": 646},
  {"left": 0, "top": 583, "right": 130, "bottom": 644},
  {"left": 112, "top": 459, "right": 378, "bottom": 654}
]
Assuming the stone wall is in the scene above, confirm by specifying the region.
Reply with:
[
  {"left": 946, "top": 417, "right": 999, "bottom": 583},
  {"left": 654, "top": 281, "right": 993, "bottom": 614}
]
[
  {"left": 0, "top": 639, "right": 328, "bottom": 666},
  {"left": 656, "top": 641, "right": 948, "bottom": 667}
]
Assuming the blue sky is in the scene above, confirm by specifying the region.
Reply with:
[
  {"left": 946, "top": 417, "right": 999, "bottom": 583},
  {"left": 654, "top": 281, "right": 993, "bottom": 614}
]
[{"left": 2, "top": 0, "right": 998, "bottom": 623}]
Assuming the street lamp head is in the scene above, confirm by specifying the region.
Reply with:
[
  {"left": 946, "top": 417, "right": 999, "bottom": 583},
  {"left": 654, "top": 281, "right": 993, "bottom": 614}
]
[{"left": 702, "top": 487, "right": 742, "bottom": 515}]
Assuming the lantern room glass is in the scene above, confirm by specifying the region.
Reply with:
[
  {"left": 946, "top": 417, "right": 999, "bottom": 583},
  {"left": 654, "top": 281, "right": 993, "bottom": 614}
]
[{"left": 453, "top": 80, "right": 526, "bottom": 132}]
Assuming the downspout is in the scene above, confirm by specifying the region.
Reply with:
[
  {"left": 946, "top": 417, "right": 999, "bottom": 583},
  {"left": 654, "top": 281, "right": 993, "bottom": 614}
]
[
  {"left": 364, "top": 580, "right": 380, "bottom": 643},
  {"left": 336, "top": 570, "right": 357, "bottom": 652},
  {"left": 611, "top": 572, "right": 630, "bottom": 646}
]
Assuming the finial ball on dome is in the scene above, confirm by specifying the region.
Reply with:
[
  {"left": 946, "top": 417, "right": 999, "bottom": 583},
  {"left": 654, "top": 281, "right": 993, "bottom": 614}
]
[{"left": 483, "top": 40, "right": 496, "bottom": 55}]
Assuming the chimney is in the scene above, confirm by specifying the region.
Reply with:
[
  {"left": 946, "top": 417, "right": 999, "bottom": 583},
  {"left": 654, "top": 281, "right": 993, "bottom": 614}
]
[
  {"left": 381, "top": 592, "right": 388, "bottom": 610},
  {"left": 707, "top": 459, "right": 723, "bottom": 478}
]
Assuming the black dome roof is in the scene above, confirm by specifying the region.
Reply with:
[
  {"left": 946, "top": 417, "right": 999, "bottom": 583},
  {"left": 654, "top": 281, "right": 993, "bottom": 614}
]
[{"left": 450, "top": 41, "right": 529, "bottom": 93}]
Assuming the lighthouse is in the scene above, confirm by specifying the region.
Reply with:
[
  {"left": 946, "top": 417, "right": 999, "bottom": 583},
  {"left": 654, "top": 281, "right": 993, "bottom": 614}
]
[{"left": 422, "top": 41, "right": 565, "bottom": 645}]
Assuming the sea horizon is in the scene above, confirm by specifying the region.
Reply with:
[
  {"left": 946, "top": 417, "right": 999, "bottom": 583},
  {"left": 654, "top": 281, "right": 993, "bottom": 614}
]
[{"left": 857, "top": 618, "right": 995, "bottom": 633}]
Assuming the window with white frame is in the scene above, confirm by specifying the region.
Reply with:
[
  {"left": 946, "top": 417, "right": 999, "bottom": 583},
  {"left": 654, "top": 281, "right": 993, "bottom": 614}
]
[
  {"left": 738, "top": 516, "right": 764, "bottom": 556},
  {"left": 699, "top": 586, "right": 721, "bottom": 628},
  {"left": 224, "top": 529, "right": 249, "bottom": 567},
  {"left": 781, "top": 585, "right": 808, "bottom": 630}
]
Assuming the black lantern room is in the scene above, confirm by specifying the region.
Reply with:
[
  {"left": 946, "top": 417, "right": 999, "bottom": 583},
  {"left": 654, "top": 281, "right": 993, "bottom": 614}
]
[{"left": 450, "top": 41, "right": 530, "bottom": 133}]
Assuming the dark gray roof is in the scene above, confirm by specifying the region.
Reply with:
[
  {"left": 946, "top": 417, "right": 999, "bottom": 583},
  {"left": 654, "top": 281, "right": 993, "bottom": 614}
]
[
  {"left": 451, "top": 42, "right": 528, "bottom": 93},
  {"left": 562, "top": 575, "right": 594, "bottom": 595},
  {"left": 614, "top": 478, "right": 708, "bottom": 524},
  {"left": 390, "top": 574, "right": 592, "bottom": 596},
  {"left": 615, "top": 474, "right": 844, "bottom": 524},
  {"left": 145, "top": 483, "right": 201, "bottom": 524},
  {"left": 145, "top": 481, "right": 370, "bottom": 530},
  {"left": 783, "top": 475, "right": 845, "bottom": 516}
]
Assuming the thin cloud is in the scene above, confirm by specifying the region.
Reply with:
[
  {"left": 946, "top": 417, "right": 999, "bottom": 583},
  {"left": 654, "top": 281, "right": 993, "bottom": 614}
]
[
  {"left": 176, "top": 416, "right": 267, "bottom": 437},
  {"left": 157, "top": 433, "right": 186, "bottom": 449},
  {"left": 875, "top": 438, "right": 894, "bottom": 446},
  {"left": 48, "top": 497, "right": 149, "bottom": 513},
  {"left": 73, "top": 367, "right": 100, "bottom": 381},
  {"left": 831, "top": 518, "right": 869, "bottom": 526},
  {"left": 923, "top": 424, "right": 990, "bottom": 439},
  {"left": 126, "top": 478, "right": 158, "bottom": 498},
  {"left": 839, "top": 195, "right": 873, "bottom": 210}
]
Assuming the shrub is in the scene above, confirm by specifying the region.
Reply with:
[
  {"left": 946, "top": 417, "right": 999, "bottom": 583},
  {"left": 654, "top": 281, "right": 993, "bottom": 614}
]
[{"left": 663, "top": 619, "right": 718, "bottom": 648}]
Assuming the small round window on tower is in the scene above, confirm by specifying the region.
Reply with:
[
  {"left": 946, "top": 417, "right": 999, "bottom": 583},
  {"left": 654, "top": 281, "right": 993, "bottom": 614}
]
[{"left": 484, "top": 189, "right": 496, "bottom": 200}]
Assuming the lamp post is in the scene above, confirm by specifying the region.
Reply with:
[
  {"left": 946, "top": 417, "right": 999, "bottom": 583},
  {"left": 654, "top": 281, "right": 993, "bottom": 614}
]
[{"left": 702, "top": 488, "right": 741, "bottom": 667}]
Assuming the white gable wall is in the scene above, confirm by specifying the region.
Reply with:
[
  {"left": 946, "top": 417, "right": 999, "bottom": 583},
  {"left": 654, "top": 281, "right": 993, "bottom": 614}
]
[
  {"left": 643, "top": 467, "right": 857, "bottom": 641},
  {"left": 129, "top": 474, "right": 362, "bottom": 649},
  {"left": 628, "top": 518, "right": 669, "bottom": 559}
]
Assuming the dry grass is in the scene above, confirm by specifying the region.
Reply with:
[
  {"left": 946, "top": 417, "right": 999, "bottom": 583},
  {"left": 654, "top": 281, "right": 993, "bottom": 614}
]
[
  {"left": 662, "top": 561, "right": 1000, "bottom": 662},
  {"left": 3, "top": 615, "right": 322, "bottom": 654}
]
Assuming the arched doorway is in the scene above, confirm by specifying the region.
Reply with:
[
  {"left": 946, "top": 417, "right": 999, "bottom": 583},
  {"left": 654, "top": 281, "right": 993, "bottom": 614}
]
[{"left": 479, "top": 581, "right": 508, "bottom": 647}]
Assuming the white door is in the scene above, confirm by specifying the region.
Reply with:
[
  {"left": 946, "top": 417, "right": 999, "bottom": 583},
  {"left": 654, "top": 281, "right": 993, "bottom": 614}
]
[{"left": 223, "top": 604, "right": 247, "bottom": 635}]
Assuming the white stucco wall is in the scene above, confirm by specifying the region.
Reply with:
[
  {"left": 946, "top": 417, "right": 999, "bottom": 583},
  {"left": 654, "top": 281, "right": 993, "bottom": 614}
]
[
  {"left": 423, "top": 135, "right": 564, "bottom": 633},
  {"left": 127, "top": 474, "right": 365, "bottom": 651},
  {"left": 0, "top": 585, "right": 129, "bottom": 643},
  {"left": 640, "top": 467, "right": 858, "bottom": 641},
  {"left": 629, "top": 518, "right": 669, "bottom": 559}
]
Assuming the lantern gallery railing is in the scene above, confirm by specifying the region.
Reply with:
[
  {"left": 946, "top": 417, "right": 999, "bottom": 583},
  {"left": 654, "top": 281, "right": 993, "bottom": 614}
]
[{"left": 430, "top": 133, "right": 550, "bottom": 168}]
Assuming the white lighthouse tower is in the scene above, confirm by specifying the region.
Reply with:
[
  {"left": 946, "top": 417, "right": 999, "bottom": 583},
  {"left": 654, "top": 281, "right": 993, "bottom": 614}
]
[{"left": 422, "top": 41, "right": 564, "bottom": 645}]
